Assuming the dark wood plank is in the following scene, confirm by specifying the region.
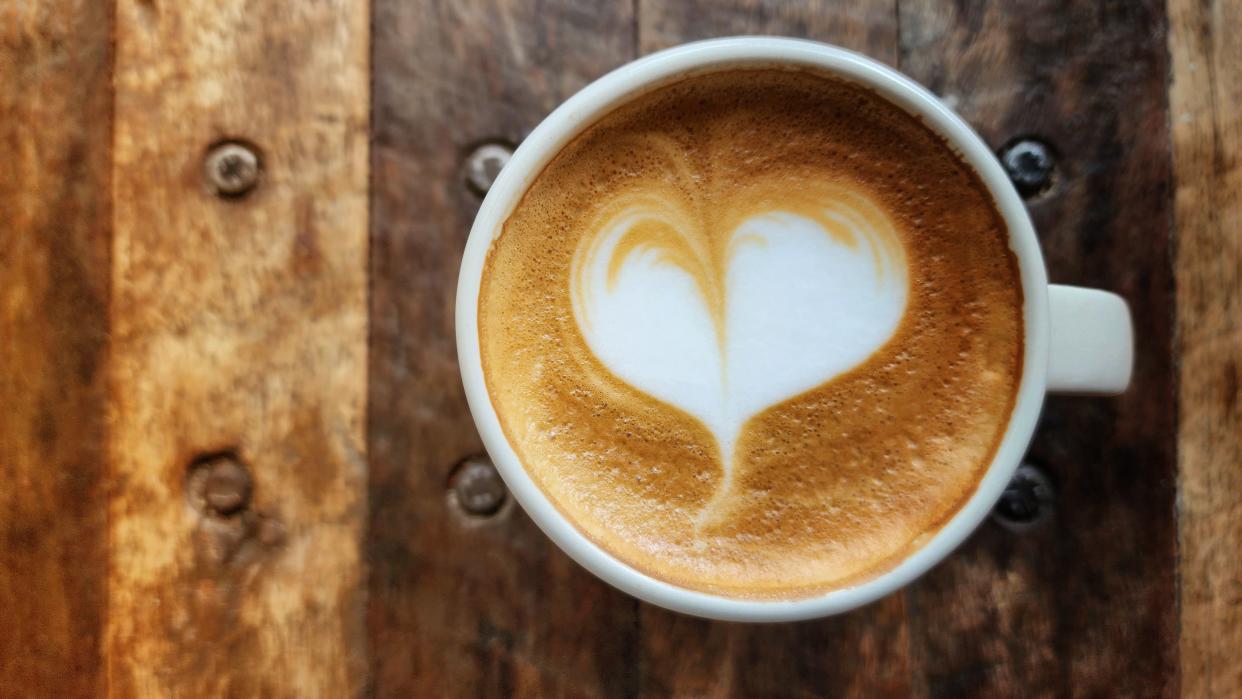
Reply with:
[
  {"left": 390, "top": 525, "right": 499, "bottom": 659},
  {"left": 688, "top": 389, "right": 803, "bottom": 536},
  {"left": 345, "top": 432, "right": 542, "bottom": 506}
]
[
  {"left": 1170, "top": 0, "right": 1242, "bottom": 694},
  {"left": 108, "top": 1, "right": 370, "bottom": 694},
  {"left": 639, "top": 0, "right": 900, "bottom": 65},
  {"left": 896, "top": 2, "right": 1178, "bottom": 696},
  {"left": 372, "top": 2, "right": 1181, "bottom": 697},
  {"left": 634, "top": 4, "right": 911, "bottom": 698},
  {"left": 0, "top": 1, "right": 112, "bottom": 695},
  {"left": 368, "top": 1, "right": 639, "bottom": 696}
]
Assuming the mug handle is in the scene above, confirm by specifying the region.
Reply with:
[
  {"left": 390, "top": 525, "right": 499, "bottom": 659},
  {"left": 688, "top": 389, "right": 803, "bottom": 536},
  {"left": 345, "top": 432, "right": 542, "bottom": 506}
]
[{"left": 1047, "top": 285, "right": 1134, "bottom": 395}]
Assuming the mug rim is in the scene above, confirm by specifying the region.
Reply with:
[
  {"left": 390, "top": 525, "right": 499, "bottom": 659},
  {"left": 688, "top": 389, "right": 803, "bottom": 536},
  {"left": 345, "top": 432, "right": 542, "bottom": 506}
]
[{"left": 456, "top": 36, "right": 1050, "bottom": 621}]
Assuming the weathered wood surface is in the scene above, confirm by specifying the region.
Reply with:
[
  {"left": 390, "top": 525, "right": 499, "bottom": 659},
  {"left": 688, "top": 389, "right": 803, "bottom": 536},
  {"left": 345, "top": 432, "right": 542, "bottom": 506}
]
[
  {"left": 898, "top": 2, "right": 1178, "bottom": 697},
  {"left": 0, "top": 0, "right": 1229, "bottom": 696},
  {"left": 107, "top": 0, "right": 369, "bottom": 695},
  {"left": 371, "top": 0, "right": 1179, "bottom": 697},
  {"left": 0, "top": 1, "right": 112, "bottom": 695},
  {"left": 1170, "top": 0, "right": 1242, "bottom": 695},
  {"left": 368, "top": 3, "right": 641, "bottom": 696}
]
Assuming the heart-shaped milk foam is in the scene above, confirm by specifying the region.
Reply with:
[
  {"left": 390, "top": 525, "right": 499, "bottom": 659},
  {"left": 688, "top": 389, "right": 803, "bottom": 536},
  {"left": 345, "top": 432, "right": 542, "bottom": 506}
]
[{"left": 570, "top": 181, "right": 908, "bottom": 520}]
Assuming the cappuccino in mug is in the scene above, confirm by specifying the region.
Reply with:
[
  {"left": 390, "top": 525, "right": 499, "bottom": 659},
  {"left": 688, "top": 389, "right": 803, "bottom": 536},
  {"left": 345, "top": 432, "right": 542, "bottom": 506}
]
[{"left": 478, "top": 68, "right": 1023, "bottom": 599}]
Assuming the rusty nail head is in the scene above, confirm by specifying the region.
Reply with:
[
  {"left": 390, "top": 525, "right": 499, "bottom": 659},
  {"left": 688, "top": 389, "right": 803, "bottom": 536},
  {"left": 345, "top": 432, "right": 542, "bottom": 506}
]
[
  {"left": 201, "top": 454, "right": 252, "bottom": 516},
  {"left": 451, "top": 456, "right": 507, "bottom": 516},
  {"left": 205, "top": 142, "right": 260, "bottom": 197},
  {"left": 992, "top": 463, "right": 1054, "bottom": 532},
  {"left": 999, "top": 139, "right": 1055, "bottom": 197},
  {"left": 464, "top": 143, "right": 513, "bottom": 195}
]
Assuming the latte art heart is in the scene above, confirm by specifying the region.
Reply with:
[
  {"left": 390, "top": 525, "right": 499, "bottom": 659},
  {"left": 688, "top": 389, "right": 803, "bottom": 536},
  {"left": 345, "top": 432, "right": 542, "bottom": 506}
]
[{"left": 570, "top": 179, "right": 908, "bottom": 521}]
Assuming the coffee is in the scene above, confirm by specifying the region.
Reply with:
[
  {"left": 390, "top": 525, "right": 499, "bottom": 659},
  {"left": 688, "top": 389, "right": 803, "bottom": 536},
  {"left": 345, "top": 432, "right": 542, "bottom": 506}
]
[{"left": 478, "top": 68, "right": 1023, "bottom": 599}]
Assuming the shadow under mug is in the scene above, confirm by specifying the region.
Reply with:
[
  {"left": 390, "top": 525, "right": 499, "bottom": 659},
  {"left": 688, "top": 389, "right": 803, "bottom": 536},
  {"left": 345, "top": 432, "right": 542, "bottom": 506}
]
[{"left": 456, "top": 37, "right": 1134, "bottom": 622}]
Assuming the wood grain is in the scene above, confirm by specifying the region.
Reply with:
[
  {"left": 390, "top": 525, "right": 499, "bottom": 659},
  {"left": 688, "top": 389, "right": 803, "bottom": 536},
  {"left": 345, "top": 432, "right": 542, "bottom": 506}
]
[
  {"left": 0, "top": 0, "right": 1200, "bottom": 696},
  {"left": 0, "top": 1, "right": 112, "bottom": 695},
  {"left": 1170, "top": 0, "right": 1242, "bottom": 695},
  {"left": 898, "top": 1, "right": 1178, "bottom": 696},
  {"left": 371, "top": 1, "right": 1184, "bottom": 697},
  {"left": 368, "top": 1, "right": 639, "bottom": 696},
  {"left": 638, "top": 0, "right": 899, "bottom": 64},
  {"left": 635, "top": 3, "right": 912, "bottom": 698},
  {"left": 107, "top": 1, "right": 369, "bottom": 695}
]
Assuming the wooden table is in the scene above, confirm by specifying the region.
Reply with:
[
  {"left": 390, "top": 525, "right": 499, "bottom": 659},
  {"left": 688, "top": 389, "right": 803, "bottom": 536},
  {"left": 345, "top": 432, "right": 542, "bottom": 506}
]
[{"left": 1, "top": 1, "right": 1237, "bottom": 696}]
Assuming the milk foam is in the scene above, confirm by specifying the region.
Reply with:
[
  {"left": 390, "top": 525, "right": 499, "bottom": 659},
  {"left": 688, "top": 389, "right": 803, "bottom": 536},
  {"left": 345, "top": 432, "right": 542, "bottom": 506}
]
[{"left": 572, "top": 200, "right": 907, "bottom": 523}]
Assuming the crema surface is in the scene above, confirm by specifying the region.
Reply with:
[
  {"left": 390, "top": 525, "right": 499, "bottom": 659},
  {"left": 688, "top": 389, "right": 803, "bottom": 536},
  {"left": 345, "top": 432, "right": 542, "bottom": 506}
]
[{"left": 479, "top": 68, "right": 1023, "bottom": 598}]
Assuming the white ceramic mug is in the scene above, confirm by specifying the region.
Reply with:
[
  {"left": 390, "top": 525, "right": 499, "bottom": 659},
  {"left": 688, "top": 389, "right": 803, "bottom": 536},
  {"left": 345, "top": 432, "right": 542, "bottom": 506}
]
[{"left": 456, "top": 37, "right": 1134, "bottom": 622}]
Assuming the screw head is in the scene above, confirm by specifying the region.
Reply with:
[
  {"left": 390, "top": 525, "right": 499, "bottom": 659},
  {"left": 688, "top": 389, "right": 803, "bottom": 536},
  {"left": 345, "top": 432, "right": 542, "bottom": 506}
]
[
  {"left": 205, "top": 142, "right": 260, "bottom": 197},
  {"left": 463, "top": 143, "right": 513, "bottom": 195},
  {"left": 451, "top": 456, "right": 507, "bottom": 517},
  {"left": 204, "top": 457, "right": 252, "bottom": 515},
  {"left": 188, "top": 452, "right": 252, "bottom": 517},
  {"left": 999, "top": 139, "right": 1055, "bottom": 197},
  {"left": 992, "top": 463, "right": 1055, "bottom": 532}
]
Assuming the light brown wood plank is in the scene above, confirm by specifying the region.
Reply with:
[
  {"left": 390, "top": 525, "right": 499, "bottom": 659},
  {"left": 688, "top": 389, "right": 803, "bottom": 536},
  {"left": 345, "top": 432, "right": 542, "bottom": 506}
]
[
  {"left": 368, "top": 1, "right": 639, "bottom": 696},
  {"left": 1170, "top": 0, "right": 1242, "bottom": 695},
  {"left": 107, "top": 1, "right": 370, "bottom": 695},
  {"left": 0, "top": 1, "right": 112, "bottom": 694},
  {"left": 634, "top": 4, "right": 911, "bottom": 697}
]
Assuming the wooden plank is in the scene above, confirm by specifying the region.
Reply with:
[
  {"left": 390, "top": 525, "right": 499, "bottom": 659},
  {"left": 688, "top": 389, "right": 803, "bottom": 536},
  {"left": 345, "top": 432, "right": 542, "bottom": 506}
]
[
  {"left": 639, "top": 0, "right": 900, "bottom": 65},
  {"left": 107, "top": 1, "right": 369, "bottom": 695},
  {"left": 633, "top": 3, "right": 911, "bottom": 697},
  {"left": 368, "top": 1, "right": 639, "bottom": 696},
  {"left": 897, "top": 1, "right": 1178, "bottom": 696},
  {"left": 1170, "top": 0, "right": 1242, "bottom": 695},
  {"left": 0, "top": 1, "right": 112, "bottom": 695}
]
